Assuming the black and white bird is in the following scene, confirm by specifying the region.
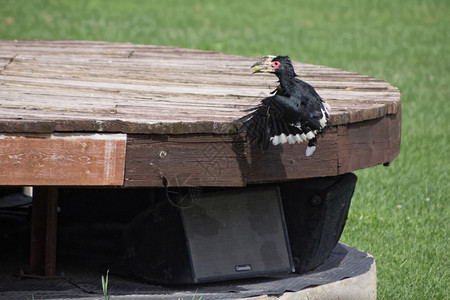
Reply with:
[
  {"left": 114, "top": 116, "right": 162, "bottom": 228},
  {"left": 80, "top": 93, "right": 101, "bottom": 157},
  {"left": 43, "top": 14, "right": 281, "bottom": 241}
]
[{"left": 237, "top": 55, "right": 330, "bottom": 156}]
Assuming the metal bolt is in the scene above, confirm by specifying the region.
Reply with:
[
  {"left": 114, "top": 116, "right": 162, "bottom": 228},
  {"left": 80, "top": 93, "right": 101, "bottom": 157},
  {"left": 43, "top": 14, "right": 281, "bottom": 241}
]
[{"left": 310, "top": 195, "right": 322, "bottom": 206}]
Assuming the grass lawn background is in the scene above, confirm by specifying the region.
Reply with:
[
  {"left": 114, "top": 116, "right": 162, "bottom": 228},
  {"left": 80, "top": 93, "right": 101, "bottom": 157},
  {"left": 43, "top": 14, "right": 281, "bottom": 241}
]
[{"left": 1, "top": 0, "right": 448, "bottom": 298}]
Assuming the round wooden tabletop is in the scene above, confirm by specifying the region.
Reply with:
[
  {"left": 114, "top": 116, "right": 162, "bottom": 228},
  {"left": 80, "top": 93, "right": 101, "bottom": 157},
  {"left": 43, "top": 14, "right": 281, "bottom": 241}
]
[{"left": 0, "top": 40, "right": 401, "bottom": 187}]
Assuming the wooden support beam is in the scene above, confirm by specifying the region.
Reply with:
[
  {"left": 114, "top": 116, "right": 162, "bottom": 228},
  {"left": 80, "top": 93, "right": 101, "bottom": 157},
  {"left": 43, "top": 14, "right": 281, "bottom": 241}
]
[{"left": 29, "top": 187, "right": 58, "bottom": 277}]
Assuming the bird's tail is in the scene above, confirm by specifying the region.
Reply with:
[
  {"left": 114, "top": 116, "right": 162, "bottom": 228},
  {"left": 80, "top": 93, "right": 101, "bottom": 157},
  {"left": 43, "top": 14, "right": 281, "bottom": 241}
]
[{"left": 306, "top": 138, "right": 317, "bottom": 157}]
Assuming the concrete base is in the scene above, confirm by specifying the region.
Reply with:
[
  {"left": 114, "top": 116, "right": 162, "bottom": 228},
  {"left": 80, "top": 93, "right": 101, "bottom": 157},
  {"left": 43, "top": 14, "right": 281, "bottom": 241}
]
[
  {"left": 0, "top": 244, "right": 375, "bottom": 300},
  {"left": 108, "top": 252, "right": 377, "bottom": 300},
  {"left": 251, "top": 258, "right": 376, "bottom": 300}
]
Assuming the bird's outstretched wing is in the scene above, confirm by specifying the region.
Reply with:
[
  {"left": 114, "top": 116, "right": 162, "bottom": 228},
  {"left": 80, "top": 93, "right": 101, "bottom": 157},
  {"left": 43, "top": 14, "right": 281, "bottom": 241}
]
[{"left": 237, "top": 95, "right": 306, "bottom": 151}]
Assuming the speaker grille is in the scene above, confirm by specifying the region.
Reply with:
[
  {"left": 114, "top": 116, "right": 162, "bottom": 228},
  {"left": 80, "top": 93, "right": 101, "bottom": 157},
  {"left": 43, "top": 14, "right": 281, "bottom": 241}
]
[{"left": 181, "top": 186, "right": 293, "bottom": 282}]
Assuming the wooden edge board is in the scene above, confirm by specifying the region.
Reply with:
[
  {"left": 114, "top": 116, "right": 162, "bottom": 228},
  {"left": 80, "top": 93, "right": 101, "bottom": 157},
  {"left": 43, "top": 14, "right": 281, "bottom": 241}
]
[
  {"left": 124, "top": 113, "right": 401, "bottom": 187},
  {"left": 0, "top": 133, "right": 127, "bottom": 186},
  {"left": 0, "top": 113, "right": 401, "bottom": 187}
]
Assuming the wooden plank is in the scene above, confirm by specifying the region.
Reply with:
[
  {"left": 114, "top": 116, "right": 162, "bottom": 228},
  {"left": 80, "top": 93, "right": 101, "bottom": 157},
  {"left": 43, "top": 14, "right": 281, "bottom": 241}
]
[
  {"left": 0, "top": 73, "right": 399, "bottom": 103},
  {"left": 336, "top": 112, "right": 401, "bottom": 174},
  {"left": 124, "top": 134, "right": 247, "bottom": 187},
  {"left": 29, "top": 187, "right": 58, "bottom": 276},
  {"left": 124, "top": 114, "right": 397, "bottom": 187},
  {"left": 245, "top": 129, "right": 339, "bottom": 183},
  {"left": 0, "top": 85, "right": 400, "bottom": 134},
  {"left": 124, "top": 133, "right": 337, "bottom": 187},
  {"left": 387, "top": 104, "right": 402, "bottom": 163},
  {"left": 124, "top": 128, "right": 334, "bottom": 187},
  {"left": 1, "top": 57, "right": 393, "bottom": 89},
  {"left": 0, "top": 133, "right": 126, "bottom": 186},
  {"left": 0, "top": 82, "right": 399, "bottom": 118}
]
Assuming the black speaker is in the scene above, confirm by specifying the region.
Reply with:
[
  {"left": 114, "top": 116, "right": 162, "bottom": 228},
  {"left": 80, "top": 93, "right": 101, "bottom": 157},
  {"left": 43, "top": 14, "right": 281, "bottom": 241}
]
[
  {"left": 124, "top": 186, "right": 294, "bottom": 284},
  {"left": 280, "top": 173, "right": 357, "bottom": 273}
]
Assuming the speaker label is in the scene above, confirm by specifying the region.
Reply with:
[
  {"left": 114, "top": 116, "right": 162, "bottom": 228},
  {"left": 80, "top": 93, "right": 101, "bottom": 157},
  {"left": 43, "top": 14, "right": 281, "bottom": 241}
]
[{"left": 235, "top": 264, "right": 252, "bottom": 272}]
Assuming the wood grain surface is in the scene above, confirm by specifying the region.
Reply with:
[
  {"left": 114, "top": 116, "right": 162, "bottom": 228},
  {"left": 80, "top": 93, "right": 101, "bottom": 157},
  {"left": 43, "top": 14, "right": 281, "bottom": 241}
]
[{"left": 0, "top": 40, "right": 401, "bottom": 186}]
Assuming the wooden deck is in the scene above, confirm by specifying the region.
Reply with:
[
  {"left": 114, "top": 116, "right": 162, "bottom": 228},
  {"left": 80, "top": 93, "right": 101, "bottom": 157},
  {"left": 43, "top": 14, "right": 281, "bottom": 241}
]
[{"left": 0, "top": 40, "right": 401, "bottom": 187}]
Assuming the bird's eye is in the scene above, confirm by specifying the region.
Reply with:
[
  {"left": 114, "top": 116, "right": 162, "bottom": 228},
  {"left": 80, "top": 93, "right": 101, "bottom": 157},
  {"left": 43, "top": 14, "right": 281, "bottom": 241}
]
[{"left": 272, "top": 61, "right": 281, "bottom": 69}]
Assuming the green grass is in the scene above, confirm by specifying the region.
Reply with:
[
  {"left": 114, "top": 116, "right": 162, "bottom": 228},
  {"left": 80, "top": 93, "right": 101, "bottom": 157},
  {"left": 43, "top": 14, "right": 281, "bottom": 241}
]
[
  {"left": 101, "top": 269, "right": 110, "bottom": 300},
  {"left": 1, "top": 0, "right": 448, "bottom": 298}
]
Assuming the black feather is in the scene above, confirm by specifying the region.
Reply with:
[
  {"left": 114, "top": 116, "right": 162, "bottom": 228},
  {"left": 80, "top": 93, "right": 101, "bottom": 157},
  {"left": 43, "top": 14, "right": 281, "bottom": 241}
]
[{"left": 237, "top": 56, "right": 330, "bottom": 153}]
